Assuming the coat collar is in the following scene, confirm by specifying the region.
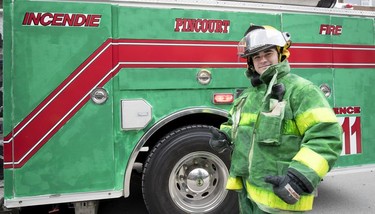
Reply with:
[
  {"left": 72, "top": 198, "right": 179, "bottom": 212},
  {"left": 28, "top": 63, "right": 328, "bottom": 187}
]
[{"left": 259, "top": 60, "right": 290, "bottom": 85}]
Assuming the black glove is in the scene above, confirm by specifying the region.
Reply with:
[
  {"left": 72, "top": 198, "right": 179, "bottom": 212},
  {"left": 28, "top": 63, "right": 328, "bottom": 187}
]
[
  {"left": 265, "top": 170, "right": 312, "bottom": 204},
  {"left": 208, "top": 126, "right": 231, "bottom": 153}
]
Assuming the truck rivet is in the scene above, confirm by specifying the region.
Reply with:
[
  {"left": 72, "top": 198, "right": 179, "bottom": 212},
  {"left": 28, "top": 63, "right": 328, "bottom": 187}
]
[
  {"left": 90, "top": 88, "right": 108, "bottom": 104},
  {"left": 197, "top": 69, "right": 212, "bottom": 85}
]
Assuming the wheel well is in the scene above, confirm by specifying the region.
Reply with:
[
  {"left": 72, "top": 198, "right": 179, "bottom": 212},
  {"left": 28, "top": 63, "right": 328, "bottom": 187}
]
[{"left": 135, "top": 112, "right": 228, "bottom": 164}]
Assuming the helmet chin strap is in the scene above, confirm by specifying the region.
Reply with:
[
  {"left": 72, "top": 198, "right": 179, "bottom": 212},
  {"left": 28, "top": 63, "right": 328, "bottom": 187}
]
[
  {"left": 250, "top": 72, "right": 262, "bottom": 87},
  {"left": 245, "top": 58, "right": 262, "bottom": 87}
]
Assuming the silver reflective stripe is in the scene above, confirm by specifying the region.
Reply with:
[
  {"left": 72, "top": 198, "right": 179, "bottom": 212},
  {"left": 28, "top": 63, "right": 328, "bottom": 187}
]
[
  {"left": 231, "top": 97, "right": 247, "bottom": 139},
  {"left": 262, "top": 70, "right": 278, "bottom": 103}
]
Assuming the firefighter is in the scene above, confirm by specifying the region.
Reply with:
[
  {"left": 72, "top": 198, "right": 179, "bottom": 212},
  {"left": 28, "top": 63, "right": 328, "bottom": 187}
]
[{"left": 209, "top": 25, "right": 342, "bottom": 213}]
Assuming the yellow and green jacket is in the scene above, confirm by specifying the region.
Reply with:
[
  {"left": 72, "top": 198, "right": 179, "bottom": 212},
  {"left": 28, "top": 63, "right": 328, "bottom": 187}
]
[{"left": 220, "top": 60, "right": 342, "bottom": 211}]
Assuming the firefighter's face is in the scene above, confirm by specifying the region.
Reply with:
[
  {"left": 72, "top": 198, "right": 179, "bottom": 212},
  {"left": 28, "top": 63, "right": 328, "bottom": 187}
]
[{"left": 251, "top": 48, "right": 279, "bottom": 75}]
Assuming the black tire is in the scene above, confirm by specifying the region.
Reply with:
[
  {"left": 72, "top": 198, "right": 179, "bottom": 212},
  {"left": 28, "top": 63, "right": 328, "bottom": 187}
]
[{"left": 142, "top": 125, "right": 238, "bottom": 214}]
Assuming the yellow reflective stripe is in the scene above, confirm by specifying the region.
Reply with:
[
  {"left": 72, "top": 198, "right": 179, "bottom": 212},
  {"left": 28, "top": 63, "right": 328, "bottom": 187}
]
[
  {"left": 222, "top": 119, "right": 299, "bottom": 135},
  {"left": 223, "top": 119, "right": 299, "bottom": 134},
  {"left": 246, "top": 181, "right": 313, "bottom": 211},
  {"left": 226, "top": 176, "right": 243, "bottom": 190},
  {"left": 283, "top": 120, "right": 300, "bottom": 136},
  {"left": 295, "top": 107, "right": 337, "bottom": 135},
  {"left": 220, "top": 124, "right": 232, "bottom": 130},
  {"left": 229, "top": 108, "right": 234, "bottom": 115},
  {"left": 239, "top": 113, "right": 257, "bottom": 126},
  {"left": 293, "top": 147, "right": 329, "bottom": 178}
]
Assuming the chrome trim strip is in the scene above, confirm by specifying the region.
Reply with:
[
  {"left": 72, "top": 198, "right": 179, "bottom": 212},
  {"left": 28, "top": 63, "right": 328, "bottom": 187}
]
[{"left": 4, "top": 190, "right": 123, "bottom": 208}]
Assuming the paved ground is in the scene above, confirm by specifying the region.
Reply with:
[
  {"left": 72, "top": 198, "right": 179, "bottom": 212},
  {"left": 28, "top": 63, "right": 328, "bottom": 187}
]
[
  {"left": 309, "top": 165, "right": 375, "bottom": 213},
  {"left": 101, "top": 165, "right": 375, "bottom": 213},
  {"left": 1, "top": 165, "right": 375, "bottom": 213}
]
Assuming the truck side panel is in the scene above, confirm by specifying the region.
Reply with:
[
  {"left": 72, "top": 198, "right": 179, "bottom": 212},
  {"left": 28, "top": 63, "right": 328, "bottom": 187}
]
[
  {"left": 287, "top": 15, "right": 375, "bottom": 167},
  {"left": 3, "top": 1, "right": 116, "bottom": 198},
  {"left": 332, "top": 16, "right": 374, "bottom": 166},
  {"left": 2, "top": 0, "right": 375, "bottom": 210}
]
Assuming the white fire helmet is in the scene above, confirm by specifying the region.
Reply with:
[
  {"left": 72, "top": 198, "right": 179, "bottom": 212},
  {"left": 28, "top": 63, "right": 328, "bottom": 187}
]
[{"left": 238, "top": 25, "right": 291, "bottom": 60}]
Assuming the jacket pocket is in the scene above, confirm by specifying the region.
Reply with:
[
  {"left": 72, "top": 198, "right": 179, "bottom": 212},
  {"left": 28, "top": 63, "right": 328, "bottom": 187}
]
[{"left": 255, "top": 100, "right": 286, "bottom": 146}]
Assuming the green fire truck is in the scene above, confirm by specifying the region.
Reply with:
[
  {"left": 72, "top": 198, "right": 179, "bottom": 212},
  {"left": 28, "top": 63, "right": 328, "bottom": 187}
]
[{"left": 1, "top": 0, "right": 375, "bottom": 213}]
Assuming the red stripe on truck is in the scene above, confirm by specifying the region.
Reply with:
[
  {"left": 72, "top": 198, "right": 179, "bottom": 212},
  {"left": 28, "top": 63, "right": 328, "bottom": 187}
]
[{"left": 3, "top": 39, "right": 375, "bottom": 168}]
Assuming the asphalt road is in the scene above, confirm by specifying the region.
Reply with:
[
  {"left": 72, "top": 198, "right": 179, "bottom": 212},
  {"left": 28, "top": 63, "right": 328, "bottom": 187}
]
[
  {"left": 99, "top": 166, "right": 375, "bottom": 214},
  {"left": 5, "top": 164, "right": 375, "bottom": 214},
  {"left": 310, "top": 165, "right": 375, "bottom": 214}
]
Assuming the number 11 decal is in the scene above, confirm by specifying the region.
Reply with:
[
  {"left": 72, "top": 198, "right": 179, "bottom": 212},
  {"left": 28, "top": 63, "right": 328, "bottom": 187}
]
[{"left": 338, "top": 117, "right": 362, "bottom": 155}]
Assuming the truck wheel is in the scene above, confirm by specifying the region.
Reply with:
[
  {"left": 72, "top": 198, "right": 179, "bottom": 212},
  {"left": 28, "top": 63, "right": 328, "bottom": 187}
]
[{"left": 142, "top": 125, "right": 238, "bottom": 214}]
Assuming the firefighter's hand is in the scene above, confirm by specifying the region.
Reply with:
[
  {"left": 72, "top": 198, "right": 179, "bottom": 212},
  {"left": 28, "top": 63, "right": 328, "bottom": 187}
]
[
  {"left": 208, "top": 126, "right": 231, "bottom": 153},
  {"left": 265, "top": 170, "right": 307, "bottom": 205}
]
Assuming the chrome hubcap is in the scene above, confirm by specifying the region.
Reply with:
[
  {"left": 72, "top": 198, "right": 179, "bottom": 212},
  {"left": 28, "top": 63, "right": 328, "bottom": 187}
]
[{"left": 169, "top": 151, "right": 229, "bottom": 213}]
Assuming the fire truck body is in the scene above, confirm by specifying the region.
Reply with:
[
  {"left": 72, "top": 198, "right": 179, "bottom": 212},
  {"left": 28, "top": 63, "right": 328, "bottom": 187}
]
[{"left": 2, "top": 0, "right": 375, "bottom": 213}]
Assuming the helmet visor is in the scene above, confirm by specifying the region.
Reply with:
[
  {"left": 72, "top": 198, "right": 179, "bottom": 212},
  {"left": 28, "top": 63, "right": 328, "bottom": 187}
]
[{"left": 238, "top": 28, "right": 290, "bottom": 57}]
